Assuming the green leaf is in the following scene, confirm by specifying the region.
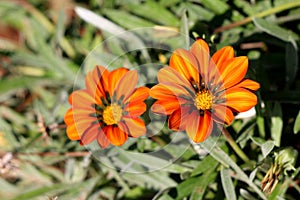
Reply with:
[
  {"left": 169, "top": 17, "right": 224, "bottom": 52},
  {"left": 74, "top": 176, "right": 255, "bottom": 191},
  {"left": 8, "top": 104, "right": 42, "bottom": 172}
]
[
  {"left": 199, "top": 0, "right": 229, "bottom": 15},
  {"left": 182, "top": 2, "right": 214, "bottom": 21},
  {"left": 250, "top": 137, "right": 275, "bottom": 158},
  {"left": 0, "top": 77, "right": 42, "bottom": 98},
  {"left": 199, "top": 138, "right": 267, "bottom": 199},
  {"left": 294, "top": 111, "right": 300, "bottom": 134},
  {"left": 191, "top": 155, "right": 218, "bottom": 177},
  {"left": 285, "top": 42, "right": 298, "bottom": 87},
  {"left": 125, "top": 1, "right": 180, "bottom": 26},
  {"left": 12, "top": 178, "right": 98, "bottom": 200},
  {"left": 75, "top": 6, "right": 150, "bottom": 61},
  {"left": 103, "top": 9, "right": 155, "bottom": 29},
  {"left": 177, "top": 167, "right": 218, "bottom": 200},
  {"left": 221, "top": 167, "right": 237, "bottom": 200},
  {"left": 123, "top": 172, "right": 177, "bottom": 190},
  {"left": 257, "top": 116, "right": 266, "bottom": 138},
  {"left": 271, "top": 102, "right": 283, "bottom": 146},
  {"left": 189, "top": 171, "right": 218, "bottom": 200},
  {"left": 261, "top": 141, "right": 275, "bottom": 158},
  {"left": 253, "top": 18, "right": 299, "bottom": 45}
]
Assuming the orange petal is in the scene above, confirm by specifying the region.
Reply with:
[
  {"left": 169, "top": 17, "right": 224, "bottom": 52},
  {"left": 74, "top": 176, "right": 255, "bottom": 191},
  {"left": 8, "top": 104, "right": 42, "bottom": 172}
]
[
  {"left": 121, "top": 118, "right": 146, "bottom": 137},
  {"left": 125, "top": 86, "right": 149, "bottom": 103},
  {"left": 224, "top": 87, "right": 258, "bottom": 112},
  {"left": 85, "top": 65, "right": 109, "bottom": 103},
  {"left": 212, "top": 46, "right": 234, "bottom": 71},
  {"left": 108, "top": 68, "right": 129, "bottom": 97},
  {"left": 64, "top": 109, "right": 96, "bottom": 142},
  {"left": 186, "top": 111, "right": 213, "bottom": 143},
  {"left": 105, "top": 125, "right": 128, "bottom": 146},
  {"left": 66, "top": 124, "right": 80, "bottom": 140},
  {"left": 150, "top": 83, "right": 193, "bottom": 100},
  {"left": 70, "top": 90, "right": 96, "bottom": 109},
  {"left": 64, "top": 108, "right": 95, "bottom": 124},
  {"left": 97, "top": 128, "right": 111, "bottom": 148},
  {"left": 190, "top": 39, "right": 210, "bottom": 84},
  {"left": 67, "top": 115, "right": 95, "bottom": 136},
  {"left": 168, "top": 106, "right": 191, "bottom": 131},
  {"left": 124, "top": 102, "right": 147, "bottom": 117},
  {"left": 219, "top": 57, "right": 248, "bottom": 89},
  {"left": 212, "top": 105, "right": 234, "bottom": 125},
  {"left": 233, "top": 79, "right": 260, "bottom": 91},
  {"left": 114, "top": 70, "right": 138, "bottom": 101},
  {"left": 80, "top": 124, "right": 99, "bottom": 145},
  {"left": 157, "top": 66, "right": 193, "bottom": 89},
  {"left": 169, "top": 48, "right": 199, "bottom": 83},
  {"left": 64, "top": 108, "right": 75, "bottom": 125},
  {"left": 151, "top": 99, "right": 181, "bottom": 115},
  {"left": 210, "top": 46, "right": 234, "bottom": 86}
]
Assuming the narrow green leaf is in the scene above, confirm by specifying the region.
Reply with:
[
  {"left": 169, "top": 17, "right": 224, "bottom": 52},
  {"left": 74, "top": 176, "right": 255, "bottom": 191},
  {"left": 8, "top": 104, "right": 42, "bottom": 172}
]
[
  {"left": 250, "top": 136, "right": 275, "bottom": 158},
  {"left": 253, "top": 18, "right": 299, "bottom": 44},
  {"left": 271, "top": 102, "right": 283, "bottom": 146},
  {"left": 0, "top": 77, "right": 42, "bottom": 98},
  {"left": 126, "top": 1, "right": 180, "bottom": 26},
  {"left": 103, "top": 9, "right": 155, "bottom": 29},
  {"left": 257, "top": 116, "right": 266, "bottom": 138},
  {"left": 180, "top": 9, "right": 189, "bottom": 49},
  {"left": 293, "top": 111, "right": 300, "bottom": 134},
  {"left": 199, "top": 138, "right": 267, "bottom": 199},
  {"left": 240, "top": 189, "right": 258, "bottom": 200},
  {"left": 261, "top": 141, "right": 275, "bottom": 158},
  {"left": 190, "top": 170, "right": 218, "bottom": 200},
  {"left": 123, "top": 172, "right": 177, "bottom": 190},
  {"left": 75, "top": 7, "right": 150, "bottom": 61},
  {"left": 177, "top": 166, "right": 218, "bottom": 200},
  {"left": 191, "top": 155, "right": 218, "bottom": 176},
  {"left": 12, "top": 178, "right": 98, "bottom": 200},
  {"left": 200, "top": 0, "right": 229, "bottom": 15},
  {"left": 221, "top": 167, "right": 237, "bottom": 200},
  {"left": 285, "top": 42, "right": 298, "bottom": 87},
  {"left": 183, "top": 2, "right": 214, "bottom": 21}
]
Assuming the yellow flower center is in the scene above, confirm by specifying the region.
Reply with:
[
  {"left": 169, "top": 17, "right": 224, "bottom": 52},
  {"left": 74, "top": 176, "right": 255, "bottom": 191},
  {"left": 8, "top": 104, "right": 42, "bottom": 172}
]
[
  {"left": 103, "top": 104, "right": 123, "bottom": 125},
  {"left": 194, "top": 90, "right": 213, "bottom": 110}
]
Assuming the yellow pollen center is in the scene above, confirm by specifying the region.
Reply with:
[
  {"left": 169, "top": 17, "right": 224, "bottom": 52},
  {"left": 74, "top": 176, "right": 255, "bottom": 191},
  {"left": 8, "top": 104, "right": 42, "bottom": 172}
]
[
  {"left": 103, "top": 104, "right": 123, "bottom": 125},
  {"left": 194, "top": 90, "right": 213, "bottom": 110}
]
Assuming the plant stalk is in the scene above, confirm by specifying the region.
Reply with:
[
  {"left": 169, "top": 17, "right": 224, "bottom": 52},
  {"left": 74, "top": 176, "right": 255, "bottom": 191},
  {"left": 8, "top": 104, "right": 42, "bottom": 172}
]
[{"left": 222, "top": 128, "right": 250, "bottom": 163}]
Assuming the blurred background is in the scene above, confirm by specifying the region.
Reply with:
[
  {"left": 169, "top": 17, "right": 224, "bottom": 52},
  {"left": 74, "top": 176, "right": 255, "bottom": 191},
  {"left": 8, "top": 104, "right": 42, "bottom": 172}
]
[{"left": 0, "top": 0, "right": 299, "bottom": 199}]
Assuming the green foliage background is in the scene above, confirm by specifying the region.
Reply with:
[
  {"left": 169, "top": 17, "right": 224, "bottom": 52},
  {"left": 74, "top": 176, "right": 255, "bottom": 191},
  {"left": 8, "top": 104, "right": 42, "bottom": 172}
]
[{"left": 0, "top": 0, "right": 300, "bottom": 199}]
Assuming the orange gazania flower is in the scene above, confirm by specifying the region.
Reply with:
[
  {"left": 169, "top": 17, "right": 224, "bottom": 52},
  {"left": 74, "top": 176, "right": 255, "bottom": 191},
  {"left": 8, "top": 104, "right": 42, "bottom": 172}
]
[
  {"left": 64, "top": 66, "right": 149, "bottom": 148},
  {"left": 150, "top": 39, "right": 260, "bottom": 142}
]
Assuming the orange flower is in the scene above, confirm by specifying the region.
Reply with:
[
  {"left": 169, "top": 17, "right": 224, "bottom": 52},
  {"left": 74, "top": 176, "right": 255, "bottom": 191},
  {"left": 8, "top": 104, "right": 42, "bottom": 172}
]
[
  {"left": 64, "top": 66, "right": 149, "bottom": 148},
  {"left": 150, "top": 39, "right": 260, "bottom": 142}
]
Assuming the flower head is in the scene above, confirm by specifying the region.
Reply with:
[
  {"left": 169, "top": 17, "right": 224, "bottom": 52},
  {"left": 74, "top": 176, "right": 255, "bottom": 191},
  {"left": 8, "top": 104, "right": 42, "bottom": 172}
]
[
  {"left": 64, "top": 66, "right": 149, "bottom": 148},
  {"left": 150, "top": 39, "right": 260, "bottom": 142}
]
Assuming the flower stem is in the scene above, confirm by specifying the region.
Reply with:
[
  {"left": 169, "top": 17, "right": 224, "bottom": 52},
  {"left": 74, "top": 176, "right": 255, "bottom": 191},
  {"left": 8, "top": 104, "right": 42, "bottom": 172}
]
[{"left": 222, "top": 128, "right": 250, "bottom": 163}]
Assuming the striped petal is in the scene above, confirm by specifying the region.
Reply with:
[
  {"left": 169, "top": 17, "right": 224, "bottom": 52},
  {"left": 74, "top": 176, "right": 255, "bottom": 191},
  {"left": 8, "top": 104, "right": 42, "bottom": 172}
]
[
  {"left": 105, "top": 125, "right": 128, "bottom": 146},
  {"left": 108, "top": 68, "right": 129, "bottom": 97},
  {"left": 97, "top": 128, "right": 111, "bottom": 148},
  {"left": 233, "top": 79, "right": 260, "bottom": 91},
  {"left": 186, "top": 111, "right": 213, "bottom": 143},
  {"left": 114, "top": 70, "right": 138, "bottom": 102},
  {"left": 219, "top": 57, "right": 248, "bottom": 89},
  {"left": 190, "top": 39, "right": 210, "bottom": 85},
  {"left": 225, "top": 87, "right": 258, "bottom": 112},
  {"left": 212, "top": 105, "right": 234, "bottom": 125},
  {"left": 120, "top": 117, "right": 146, "bottom": 137},
  {"left": 169, "top": 48, "right": 200, "bottom": 83}
]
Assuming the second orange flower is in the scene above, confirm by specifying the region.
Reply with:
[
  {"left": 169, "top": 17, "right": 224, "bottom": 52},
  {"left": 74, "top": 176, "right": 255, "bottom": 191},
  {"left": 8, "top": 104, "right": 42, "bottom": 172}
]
[{"left": 150, "top": 39, "right": 260, "bottom": 142}]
